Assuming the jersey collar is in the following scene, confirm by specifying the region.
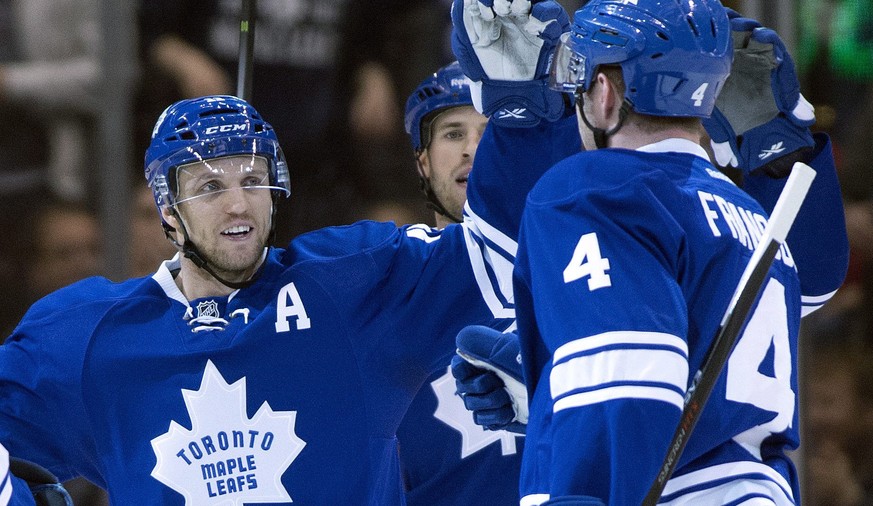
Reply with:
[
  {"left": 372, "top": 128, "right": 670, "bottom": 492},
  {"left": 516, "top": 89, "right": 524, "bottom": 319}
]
[
  {"left": 151, "top": 252, "right": 241, "bottom": 307},
  {"left": 636, "top": 138, "right": 710, "bottom": 162}
]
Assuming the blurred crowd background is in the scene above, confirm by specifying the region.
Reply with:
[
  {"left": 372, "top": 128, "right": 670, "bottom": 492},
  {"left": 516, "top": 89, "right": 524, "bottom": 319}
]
[{"left": 1, "top": 0, "right": 872, "bottom": 504}]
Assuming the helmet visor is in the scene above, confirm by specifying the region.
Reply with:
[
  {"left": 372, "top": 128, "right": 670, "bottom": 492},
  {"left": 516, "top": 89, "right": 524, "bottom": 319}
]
[
  {"left": 149, "top": 136, "right": 290, "bottom": 208},
  {"left": 549, "top": 32, "right": 588, "bottom": 93},
  {"left": 173, "top": 154, "right": 286, "bottom": 207}
]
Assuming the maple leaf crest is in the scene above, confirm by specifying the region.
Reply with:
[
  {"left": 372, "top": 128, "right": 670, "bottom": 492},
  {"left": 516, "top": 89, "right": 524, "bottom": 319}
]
[
  {"left": 151, "top": 360, "right": 305, "bottom": 505},
  {"left": 431, "top": 367, "right": 522, "bottom": 458}
]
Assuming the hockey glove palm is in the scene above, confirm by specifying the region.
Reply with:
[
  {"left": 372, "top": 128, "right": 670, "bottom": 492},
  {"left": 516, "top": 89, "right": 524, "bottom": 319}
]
[
  {"left": 703, "top": 10, "right": 815, "bottom": 178},
  {"left": 451, "top": 0, "right": 570, "bottom": 127},
  {"left": 451, "top": 325, "right": 527, "bottom": 433}
]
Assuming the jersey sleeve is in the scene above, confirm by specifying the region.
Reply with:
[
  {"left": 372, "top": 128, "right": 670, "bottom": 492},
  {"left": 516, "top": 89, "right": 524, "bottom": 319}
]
[
  {"left": 462, "top": 115, "right": 581, "bottom": 319},
  {"left": 0, "top": 291, "right": 103, "bottom": 484},
  {"left": 514, "top": 166, "right": 689, "bottom": 503},
  {"left": 741, "top": 133, "right": 849, "bottom": 315}
]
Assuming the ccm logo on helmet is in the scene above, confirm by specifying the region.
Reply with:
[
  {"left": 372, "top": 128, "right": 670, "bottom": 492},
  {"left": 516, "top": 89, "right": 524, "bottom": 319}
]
[{"left": 204, "top": 124, "right": 248, "bottom": 135}]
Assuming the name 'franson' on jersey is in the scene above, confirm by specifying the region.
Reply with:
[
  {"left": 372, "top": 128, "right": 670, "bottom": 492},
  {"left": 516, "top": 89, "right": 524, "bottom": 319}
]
[{"left": 697, "top": 188, "right": 795, "bottom": 268}]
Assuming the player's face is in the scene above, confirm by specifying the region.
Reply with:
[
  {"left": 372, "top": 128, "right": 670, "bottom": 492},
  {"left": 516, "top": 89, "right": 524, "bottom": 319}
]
[
  {"left": 169, "top": 155, "right": 274, "bottom": 280},
  {"left": 419, "top": 106, "right": 487, "bottom": 222}
]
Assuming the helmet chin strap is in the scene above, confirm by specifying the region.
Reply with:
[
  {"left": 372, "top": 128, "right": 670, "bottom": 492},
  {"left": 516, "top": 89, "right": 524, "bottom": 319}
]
[
  {"left": 167, "top": 208, "right": 267, "bottom": 291},
  {"left": 414, "top": 155, "right": 462, "bottom": 224},
  {"left": 575, "top": 92, "right": 632, "bottom": 149}
]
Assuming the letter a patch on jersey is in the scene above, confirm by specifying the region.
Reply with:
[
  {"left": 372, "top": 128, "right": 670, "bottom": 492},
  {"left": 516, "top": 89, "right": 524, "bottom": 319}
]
[{"left": 151, "top": 361, "right": 306, "bottom": 505}]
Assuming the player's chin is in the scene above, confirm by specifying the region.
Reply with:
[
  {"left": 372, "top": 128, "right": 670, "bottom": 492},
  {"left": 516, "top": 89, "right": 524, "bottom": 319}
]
[
  {"left": 213, "top": 249, "right": 264, "bottom": 276},
  {"left": 217, "top": 237, "right": 266, "bottom": 264}
]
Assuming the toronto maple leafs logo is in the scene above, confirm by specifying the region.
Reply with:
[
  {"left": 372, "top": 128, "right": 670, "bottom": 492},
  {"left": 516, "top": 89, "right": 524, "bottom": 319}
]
[
  {"left": 197, "top": 300, "right": 220, "bottom": 319},
  {"left": 151, "top": 361, "right": 306, "bottom": 505},
  {"left": 431, "top": 367, "right": 522, "bottom": 458}
]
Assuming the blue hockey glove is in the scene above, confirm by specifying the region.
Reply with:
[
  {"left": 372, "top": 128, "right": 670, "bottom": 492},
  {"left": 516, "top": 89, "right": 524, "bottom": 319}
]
[
  {"left": 9, "top": 458, "right": 73, "bottom": 506},
  {"left": 702, "top": 9, "right": 815, "bottom": 178},
  {"left": 451, "top": 0, "right": 570, "bottom": 127},
  {"left": 451, "top": 325, "right": 527, "bottom": 433}
]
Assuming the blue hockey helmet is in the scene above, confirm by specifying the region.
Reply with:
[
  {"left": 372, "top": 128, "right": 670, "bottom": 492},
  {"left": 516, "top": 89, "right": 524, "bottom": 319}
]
[
  {"left": 549, "top": 0, "right": 732, "bottom": 118},
  {"left": 144, "top": 95, "right": 291, "bottom": 216},
  {"left": 404, "top": 61, "right": 474, "bottom": 152}
]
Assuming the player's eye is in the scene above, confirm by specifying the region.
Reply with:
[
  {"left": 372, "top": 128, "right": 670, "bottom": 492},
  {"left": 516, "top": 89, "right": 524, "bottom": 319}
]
[
  {"left": 444, "top": 129, "right": 464, "bottom": 140},
  {"left": 241, "top": 173, "right": 269, "bottom": 188},
  {"left": 196, "top": 180, "right": 223, "bottom": 195}
]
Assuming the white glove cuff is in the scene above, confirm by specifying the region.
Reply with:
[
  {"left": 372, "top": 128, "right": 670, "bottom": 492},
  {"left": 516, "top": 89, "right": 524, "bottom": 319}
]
[
  {"left": 711, "top": 139, "right": 739, "bottom": 168},
  {"left": 471, "top": 80, "right": 485, "bottom": 115},
  {"left": 791, "top": 93, "right": 815, "bottom": 123}
]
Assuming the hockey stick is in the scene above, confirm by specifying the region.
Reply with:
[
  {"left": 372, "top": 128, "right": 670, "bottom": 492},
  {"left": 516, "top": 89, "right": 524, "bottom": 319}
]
[
  {"left": 236, "top": 0, "right": 257, "bottom": 101},
  {"left": 641, "top": 161, "right": 817, "bottom": 506}
]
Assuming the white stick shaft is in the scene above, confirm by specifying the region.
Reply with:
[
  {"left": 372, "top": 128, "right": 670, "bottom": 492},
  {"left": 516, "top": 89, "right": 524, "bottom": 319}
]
[{"left": 722, "top": 161, "right": 816, "bottom": 326}]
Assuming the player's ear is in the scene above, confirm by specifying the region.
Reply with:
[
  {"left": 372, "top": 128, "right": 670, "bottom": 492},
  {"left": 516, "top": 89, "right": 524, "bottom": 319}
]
[
  {"left": 416, "top": 150, "right": 432, "bottom": 179},
  {"left": 596, "top": 72, "right": 622, "bottom": 126},
  {"left": 161, "top": 207, "right": 180, "bottom": 230}
]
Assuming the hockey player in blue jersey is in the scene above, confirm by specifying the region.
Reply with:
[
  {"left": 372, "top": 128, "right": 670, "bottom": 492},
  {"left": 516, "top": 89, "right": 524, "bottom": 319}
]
[
  {"left": 0, "top": 2, "right": 577, "bottom": 504},
  {"left": 398, "top": 61, "right": 525, "bottom": 505},
  {"left": 405, "top": 62, "right": 487, "bottom": 229},
  {"left": 449, "top": 0, "right": 849, "bottom": 504}
]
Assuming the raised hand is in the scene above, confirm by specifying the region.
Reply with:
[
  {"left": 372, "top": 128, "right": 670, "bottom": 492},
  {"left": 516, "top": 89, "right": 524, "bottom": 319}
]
[
  {"left": 451, "top": 0, "right": 571, "bottom": 126},
  {"left": 703, "top": 10, "right": 816, "bottom": 178}
]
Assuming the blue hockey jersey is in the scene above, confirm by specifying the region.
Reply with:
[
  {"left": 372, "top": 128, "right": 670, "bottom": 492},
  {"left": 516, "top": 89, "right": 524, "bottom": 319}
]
[
  {"left": 512, "top": 138, "right": 845, "bottom": 505},
  {"left": 0, "top": 116, "right": 581, "bottom": 506},
  {"left": 2, "top": 225, "right": 500, "bottom": 505}
]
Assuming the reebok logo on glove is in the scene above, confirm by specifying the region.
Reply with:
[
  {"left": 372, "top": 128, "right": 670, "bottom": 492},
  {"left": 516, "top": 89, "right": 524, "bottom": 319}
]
[
  {"left": 758, "top": 141, "right": 786, "bottom": 161},
  {"left": 497, "top": 108, "right": 529, "bottom": 120}
]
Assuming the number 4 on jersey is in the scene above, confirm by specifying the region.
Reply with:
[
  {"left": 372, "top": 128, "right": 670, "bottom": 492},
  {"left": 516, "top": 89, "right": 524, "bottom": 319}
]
[{"left": 563, "top": 232, "right": 611, "bottom": 290}]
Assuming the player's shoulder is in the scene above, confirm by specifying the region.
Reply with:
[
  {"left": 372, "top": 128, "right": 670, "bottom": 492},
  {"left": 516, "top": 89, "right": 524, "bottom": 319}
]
[
  {"left": 283, "top": 220, "right": 451, "bottom": 266},
  {"left": 284, "top": 221, "right": 407, "bottom": 262},
  {"left": 529, "top": 148, "right": 674, "bottom": 206},
  {"left": 23, "top": 275, "right": 160, "bottom": 323}
]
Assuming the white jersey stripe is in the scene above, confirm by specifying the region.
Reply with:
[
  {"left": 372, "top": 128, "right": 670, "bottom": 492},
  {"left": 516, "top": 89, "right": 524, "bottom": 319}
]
[
  {"left": 554, "top": 384, "right": 685, "bottom": 413},
  {"left": 800, "top": 289, "right": 837, "bottom": 317},
  {"left": 662, "top": 461, "right": 795, "bottom": 504},
  {"left": 462, "top": 213, "right": 516, "bottom": 319},
  {"left": 464, "top": 202, "right": 518, "bottom": 257},
  {"left": 0, "top": 443, "right": 10, "bottom": 506},
  {"left": 553, "top": 331, "right": 687, "bottom": 363},
  {"left": 551, "top": 348, "right": 688, "bottom": 400},
  {"left": 0, "top": 476, "right": 11, "bottom": 506},
  {"left": 520, "top": 493, "right": 551, "bottom": 506},
  {"left": 462, "top": 220, "right": 515, "bottom": 319},
  {"left": 465, "top": 227, "right": 514, "bottom": 306}
]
